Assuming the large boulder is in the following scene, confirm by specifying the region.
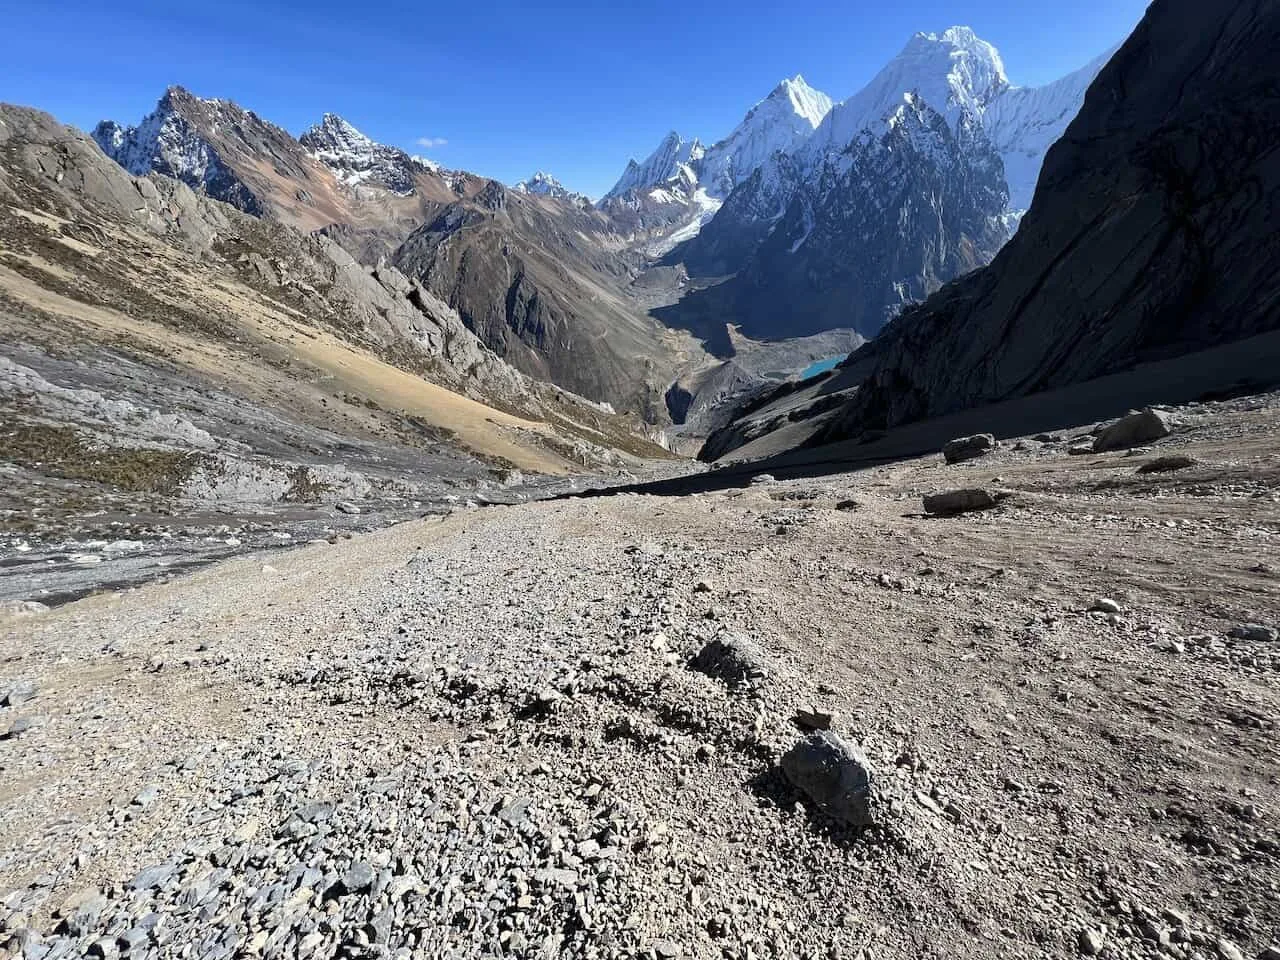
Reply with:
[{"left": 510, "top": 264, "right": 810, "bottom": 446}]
[
  {"left": 923, "top": 488, "right": 998, "bottom": 515},
  {"left": 780, "top": 730, "right": 876, "bottom": 827},
  {"left": 1093, "top": 408, "right": 1172, "bottom": 452},
  {"left": 942, "top": 433, "right": 997, "bottom": 464}
]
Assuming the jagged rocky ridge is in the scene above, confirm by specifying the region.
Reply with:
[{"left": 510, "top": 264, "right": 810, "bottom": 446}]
[
  {"left": 92, "top": 87, "right": 488, "bottom": 262},
  {"left": 299, "top": 113, "right": 431, "bottom": 195},
  {"left": 611, "top": 29, "right": 1112, "bottom": 272},
  {"left": 813, "top": 0, "right": 1280, "bottom": 443}
]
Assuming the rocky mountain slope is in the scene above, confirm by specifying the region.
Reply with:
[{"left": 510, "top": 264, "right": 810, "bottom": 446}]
[
  {"left": 89, "top": 88, "right": 720, "bottom": 421},
  {"left": 0, "top": 102, "right": 676, "bottom": 600},
  {"left": 391, "top": 183, "right": 708, "bottom": 419},
  {"left": 661, "top": 94, "right": 1011, "bottom": 343},
  {"left": 812, "top": 0, "right": 1280, "bottom": 444}
]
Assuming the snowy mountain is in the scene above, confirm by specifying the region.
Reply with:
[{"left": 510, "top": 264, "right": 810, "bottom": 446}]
[
  {"left": 804, "top": 27, "right": 1112, "bottom": 215},
  {"left": 603, "top": 132, "right": 704, "bottom": 201},
  {"left": 603, "top": 77, "right": 832, "bottom": 204},
  {"left": 696, "top": 76, "right": 832, "bottom": 199},
  {"left": 598, "top": 78, "right": 833, "bottom": 255},
  {"left": 513, "top": 171, "right": 591, "bottom": 208},
  {"left": 299, "top": 113, "right": 430, "bottom": 195},
  {"left": 982, "top": 44, "right": 1121, "bottom": 212},
  {"left": 602, "top": 27, "right": 1113, "bottom": 258},
  {"left": 662, "top": 93, "right": 1010, "bottom": 341},
  {"left": 805, "top": 27, "right": 1007, "bottom": 162},
  {"left": 92, "top": 87, "right": 267, "bottom": 215}
]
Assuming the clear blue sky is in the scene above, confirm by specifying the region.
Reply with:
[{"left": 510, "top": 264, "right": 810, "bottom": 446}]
[{"left": 1, "top": 0, "right": 1148, "bottom": 198}]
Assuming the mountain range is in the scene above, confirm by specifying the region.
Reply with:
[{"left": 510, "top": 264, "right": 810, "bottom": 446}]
[
  {"left": 699, "top": 0, "right": 1280, "bottom": 466},
  {"left": 57, "top": 24, "right": 1119, "bottom": 442}
]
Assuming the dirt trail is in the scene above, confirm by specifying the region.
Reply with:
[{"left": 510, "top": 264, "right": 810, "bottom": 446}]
[{"left": 1, "top": 393, "right": 1278, "bottom": 959}]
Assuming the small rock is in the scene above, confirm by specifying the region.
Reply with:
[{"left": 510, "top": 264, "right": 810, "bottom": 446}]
[
  {"left": 2, "top": 679, "right": 37, "bottom": 708},
  {"left": 1093, "top": 408, "right": 1172, "bottom": 452},
  {"left": 750, "top": 474, "right": 775, "bottom": 485},
  {"left": 780, "top": 730, "right": 875, "bottom": 827},
  {"left": 693, "top": 580, "right": 713, "bottom": 594},
  {"left": 340, "top": 861, "right": 375, "bottom": 894},
  {"left": 1216, "top": 938, "right": 1245, "bottom": 960},
  {"left": 794, "top": 708, "right": 833, "bottom": 731},
  {"left": 942, "top": 433, "right": 997, "bottom": 464},
  {"left": 1228, "top": 623, "right": 1278, "bottom": 643},
  {"left": 4, "top": 715, "right": 47, "bottom": 739},
  {"left": 1068, "top": 443, "right": 1096, "bottom": 456},
  {"left": 1078, "top": 928, "right": 1107, "bottom": 956},
  {"left": 335, "top": 501, "right": 361, "bottom": 515},
  {"left": 1137, "top": 455, "right": 1198, "bottom": 474},
  {"left": 690, "top": 632, "right": 768, "bottom": 688},
  {"left": 59, "top": 888, "right": 107, "bottom": 938},
  {"left": 129, "top": 863, "right": 177, "bottom": 891},
  {"left": 834, "top": 499, "right": 860, "bottom": 511},
  {"left": 1091, "top": 598, "right": 1123, "bottom": 615},
  {"left": 132, "top": 784, "right": 161, "bottom": 808}
]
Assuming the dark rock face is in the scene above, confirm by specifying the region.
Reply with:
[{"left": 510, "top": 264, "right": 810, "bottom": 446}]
[
  {"left": 667, "top": 154, "right": 807, "bottom": 278},
  {"left": 818, "top": 0, "right": 1280, "bottom": 442},
  {"left": 658, "top": 96, "right": 1010, "bottom": 342}
]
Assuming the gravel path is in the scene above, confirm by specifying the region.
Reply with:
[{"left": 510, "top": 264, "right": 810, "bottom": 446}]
[{"left": 2, "top": 395, "right": 1279, "bottom": 959}]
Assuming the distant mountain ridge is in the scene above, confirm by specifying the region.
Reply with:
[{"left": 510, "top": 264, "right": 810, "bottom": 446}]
[
  {"left": 92, "top": 86, "right": 487, "bottom": 261},
  {"left": 606, "top": 28, "right": 1114, "bottom": 265}
]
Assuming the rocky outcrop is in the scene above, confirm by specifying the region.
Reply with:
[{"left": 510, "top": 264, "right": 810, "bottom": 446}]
[
  {"left": 1093, "top": 409, "right": 1172, "bottom": 452},
  {"left": 817, "top": 0, "right": 1280, "bottom": 443},
  {"left": 942, "top": 433, "right": 997, "bottom": 464}
]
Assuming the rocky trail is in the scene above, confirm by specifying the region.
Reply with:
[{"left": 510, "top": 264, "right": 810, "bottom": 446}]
[{"left": 2, "top": 392, "right": 1279, "bottom": 960}]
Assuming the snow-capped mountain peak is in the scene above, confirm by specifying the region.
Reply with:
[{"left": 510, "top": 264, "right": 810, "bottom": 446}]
[
  {"left": 767, "top": 75, "right": 834, "bottom": 129},
  {"left": 603, "top": 132, "right": 704, "bottom": 200},
  {"left": 298, "top": 113, "right": 427, "bottom": 195},
  {"left": 808, "top": 25, "right": 1008, "bottom": 159},
  {"left": 513, "top": 171, "right": 591, "bottom": 207},
  {"left": 696, "top": 75, "right": 834, "bottom": 198}
]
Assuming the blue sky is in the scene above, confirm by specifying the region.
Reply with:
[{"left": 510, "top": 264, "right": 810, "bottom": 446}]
[{"left": 1, "top": 0, "right": 1148, "bottom": 198}]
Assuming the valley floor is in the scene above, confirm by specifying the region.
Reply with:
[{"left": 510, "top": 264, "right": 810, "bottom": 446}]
[{"left": 2, "top": 392, "right": 1279, "bottom": 959}]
